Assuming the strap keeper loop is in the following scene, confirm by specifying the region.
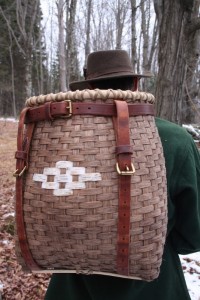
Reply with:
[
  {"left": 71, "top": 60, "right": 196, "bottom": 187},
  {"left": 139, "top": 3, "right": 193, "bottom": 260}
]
[
  {"left": 15, "top": 150, "right": 28, "bottom": 160},
  {"left": 116, "top": 145, "right": 133, "bottom": 155},
  {"left": 44, "top": 102, "right": 54, "bottom": 121}
]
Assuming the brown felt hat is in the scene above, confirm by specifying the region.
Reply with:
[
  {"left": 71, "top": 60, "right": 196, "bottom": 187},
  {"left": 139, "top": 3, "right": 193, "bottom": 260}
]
[{"left": 69, "top": 50, "right": 152, "bottom": 91}]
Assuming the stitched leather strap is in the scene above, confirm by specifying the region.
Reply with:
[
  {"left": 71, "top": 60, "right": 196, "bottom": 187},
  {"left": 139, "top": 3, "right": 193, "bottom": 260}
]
[
  {"left": 113, "top": 100, "right": 133, "bottom": 276},
  {"left": 15, "top": 108, "right": 40, "bottom": 270},
  {"left": 25, "top": 102, "right": 154, "bottom": 123}
]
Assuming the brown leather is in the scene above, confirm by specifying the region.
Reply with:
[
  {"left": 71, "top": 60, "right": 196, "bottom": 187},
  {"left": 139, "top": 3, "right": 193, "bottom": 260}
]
[
  {"left": 116, "top": 145, "right": 133, "bottom": 155},
  {"left": 15, "top": 108, "right": 40, "bottom": 270},
  {"left": 15, "top": 150, "right": 28, "bottom": 160},
  {"left": 113, "top": 100, "right": 133, "bottom": 276},
  {"left": 25, "top": 101, "right": 154, "bottom": 123},
  {"left": 44, "top": 102, "right": 54, "bottom": 121}
]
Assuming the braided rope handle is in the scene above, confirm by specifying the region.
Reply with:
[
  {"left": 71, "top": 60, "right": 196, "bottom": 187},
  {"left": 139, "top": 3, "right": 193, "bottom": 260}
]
[{"left": 25, "top": 89, "right": 155, "bottom": 107}]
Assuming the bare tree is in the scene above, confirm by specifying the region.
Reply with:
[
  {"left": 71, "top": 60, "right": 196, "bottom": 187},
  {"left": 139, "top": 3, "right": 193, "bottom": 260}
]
[
  {"left": 16, "top": 0, "right": 40, "bottom": 97},
  {"left": 85, "top": 0, "right": 92, "bottom": 64},
  {"left": 8, "top": 29, "right": 17, "bottom": 118},
  {"left": 130, "top": 0, "right": 138, "bottom": 72},
  {"left": 147, "top": 17, "right": 158, "bottom": 72},
  {"left": 39, "top": 25, "right": 44, "bottom": 94},
  {"left": 57, "top": 0, "right": 67, "bottom": 91},
  {"left": 154, "top": 0, "right": 200, "bottom": 124},
  {"left": 140, "top": 0, "right": 149, "bottom": 72},
  {"left": 115, "top": 0, "right": 129, "bottom": 49},
  {"left": 139, "top": 0, "right": 158, "bottom": 91},
  {"left": 0, "top": 0, "right": 43, "bottom": 115},
  {"left": 66, "top": 0, "right": 78, "bottom": 86},
  {"left": 90, "top": 1, "right": 115, "bottom": 51}
]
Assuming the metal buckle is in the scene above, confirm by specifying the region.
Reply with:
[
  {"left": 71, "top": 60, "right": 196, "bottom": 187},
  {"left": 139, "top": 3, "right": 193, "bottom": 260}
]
[
  {"left": 116, "top": 163, "right": 135, "bottom": 175},
  {"left": 13, "top": 166, "right": 27, "bottom": 177},
  {"left": 65, "top": 100, "right": 72, "bottom": 117}
]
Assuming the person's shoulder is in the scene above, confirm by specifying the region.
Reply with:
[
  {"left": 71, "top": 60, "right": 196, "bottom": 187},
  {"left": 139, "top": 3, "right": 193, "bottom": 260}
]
[
  {"left": 155, "top": 117, "right": 196, "bottom": 161},
  {"left": 155, "top": 117, "right": 189, "bottom": 135},
  {"left": 155, "top": 117, "right": 193, "bottom": 144}
]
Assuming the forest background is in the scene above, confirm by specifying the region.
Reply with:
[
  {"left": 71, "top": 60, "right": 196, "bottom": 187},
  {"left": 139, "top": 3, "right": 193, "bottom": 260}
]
[
  {"left": 0, "top": 1, "right": 200, "bottom": 298},
  {"left": 0, "top": 0, "right": 200, "bottom": 125}
]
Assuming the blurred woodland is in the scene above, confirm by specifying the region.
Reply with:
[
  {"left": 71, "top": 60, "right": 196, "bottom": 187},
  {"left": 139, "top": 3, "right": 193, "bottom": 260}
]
[{"left": 0, "top": 0, "right": 200, "bottom": 124}]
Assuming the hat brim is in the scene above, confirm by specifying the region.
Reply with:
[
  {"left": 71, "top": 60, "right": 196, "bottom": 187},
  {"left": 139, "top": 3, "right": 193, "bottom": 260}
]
[{"left": 69, "top": 73, "right": 152, "bottom": 91}]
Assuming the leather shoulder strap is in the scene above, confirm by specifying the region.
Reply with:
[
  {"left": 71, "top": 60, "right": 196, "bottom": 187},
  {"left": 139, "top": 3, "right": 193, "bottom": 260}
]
[
  {"left": 14, "top": 108, "right": 41, "bottom": 270},
  {"left": 113, "top": 100, "right": 135, "bottom": 276}
]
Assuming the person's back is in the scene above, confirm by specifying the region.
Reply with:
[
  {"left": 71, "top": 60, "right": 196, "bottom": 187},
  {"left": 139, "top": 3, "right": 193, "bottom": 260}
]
[{"left": 45, "top": 50, "right": 200, "bottom": 300}]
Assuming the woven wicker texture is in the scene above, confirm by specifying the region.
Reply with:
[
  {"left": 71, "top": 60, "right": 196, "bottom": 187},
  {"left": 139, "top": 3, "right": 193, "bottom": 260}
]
[{"left": 16, "top": 89, "right": 167, "bottom": 281}]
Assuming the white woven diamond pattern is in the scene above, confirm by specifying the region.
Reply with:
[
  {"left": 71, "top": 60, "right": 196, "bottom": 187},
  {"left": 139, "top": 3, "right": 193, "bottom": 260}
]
[{"left": 33, "top": 160, "right": 102, "bottom": 196}]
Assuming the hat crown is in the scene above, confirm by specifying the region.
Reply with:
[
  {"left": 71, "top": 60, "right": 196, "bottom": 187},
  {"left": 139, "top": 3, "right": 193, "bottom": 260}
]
[
  {"left": 69, "top": 49, "right": 151, "bottom": 91},
  {"left": 85, "top": 50, "right": 134, "bottom": 80}
]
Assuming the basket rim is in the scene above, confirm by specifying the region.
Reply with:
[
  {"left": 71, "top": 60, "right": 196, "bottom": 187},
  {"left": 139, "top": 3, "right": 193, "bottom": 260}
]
[{"left": 25, "top": 89, "right": 155, "bottom": 107}]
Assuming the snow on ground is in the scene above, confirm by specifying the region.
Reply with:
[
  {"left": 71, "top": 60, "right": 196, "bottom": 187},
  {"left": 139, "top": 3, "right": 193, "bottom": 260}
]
[
  {"left": 0, "top": 117, "right": 18, "bottom": 122},
  {"left": 182, "top": 124, "right": 200, "bottom": 138},
  {"left": 180, "top": 252, "right": 200, "bottom": 300}
]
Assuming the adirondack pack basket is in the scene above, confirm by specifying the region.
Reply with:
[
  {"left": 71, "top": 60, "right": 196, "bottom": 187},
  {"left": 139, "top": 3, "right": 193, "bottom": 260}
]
[{"left": 14, "top": 89, "right": 167, "bottom": 281}]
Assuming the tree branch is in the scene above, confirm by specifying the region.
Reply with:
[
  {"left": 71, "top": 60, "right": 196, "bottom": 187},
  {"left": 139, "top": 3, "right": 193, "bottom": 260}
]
[
  {"left": 0, "top": 6, "right": 26, "bottom": 56},
  {"left": 16, "top": 0, "right": 27, "bottom": 39},
  {"left": 29, "top": 0, "right": 40, "bottom": 40},
  {"left": 185, "top": 81, "right": 200, "bottom": 118}
]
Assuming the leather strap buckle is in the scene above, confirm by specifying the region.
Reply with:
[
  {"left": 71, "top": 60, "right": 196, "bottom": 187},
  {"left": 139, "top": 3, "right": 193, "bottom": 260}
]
[
  {"left": 65, "top": 100, "right": 72, "bottom": 117},
  {"left": 13, "top": 166, "right": 27, "bottom": 177},
  {"left": 116, "top": 163, "right": 135, "bottom": 175}
]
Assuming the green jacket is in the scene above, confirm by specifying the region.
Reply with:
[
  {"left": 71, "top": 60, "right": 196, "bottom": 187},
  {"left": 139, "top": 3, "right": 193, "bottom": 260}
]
[{"left": 45, "top": 118, "right": 200, "bottom": 300}]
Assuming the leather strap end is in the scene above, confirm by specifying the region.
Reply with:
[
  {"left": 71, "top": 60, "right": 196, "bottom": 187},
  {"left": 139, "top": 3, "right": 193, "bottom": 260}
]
[
  {"left": 117, "top": 244, "right": 130, "bottom": 276},
  {"left": 117, "top": 264, "right": 130, "bottom": 276}
]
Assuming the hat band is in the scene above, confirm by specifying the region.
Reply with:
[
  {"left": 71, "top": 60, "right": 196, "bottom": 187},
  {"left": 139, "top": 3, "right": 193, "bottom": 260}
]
[{"left": 86, "top": 67, "right": 134, "bottom": 80}]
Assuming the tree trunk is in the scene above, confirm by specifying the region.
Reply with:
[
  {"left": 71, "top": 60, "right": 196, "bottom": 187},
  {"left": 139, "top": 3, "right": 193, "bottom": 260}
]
[
  {"left": 57, "top": 0, "right": 67, "bottom": 91},
  {"left": 8, "top": 30, "right": 17, "bottom": 118},
  {"left": 39, "top": 19, "right": 44, "bottom": 94},
  {"left": 183, "top": 0, "right": 200, "bottom": 123},
  {"left": 66, "top": 0, "right": 78, "bottom": 86},
  {"left": 115, "top": 0, "right": 128, "bottom": 49},
  {"left": 154, "top": 0, "right": 200, "bottom": 124},
  {"left": 25, "top": 56, "right": 33, "bottom": 98},
  {"left": 147, "top": 18, "right": 158, "bottom": 71},
  {"left": 16, "top": 0, "right": 40, "bottom": 98},
  {"left": 130, "top": 0, "right": 138, "bottom": 72},
  {"left": 84, "top": 0, "right": 92, "bottom": 65},
  {"left": 140, "top": 0, "right": 149, "bottom": 73}
]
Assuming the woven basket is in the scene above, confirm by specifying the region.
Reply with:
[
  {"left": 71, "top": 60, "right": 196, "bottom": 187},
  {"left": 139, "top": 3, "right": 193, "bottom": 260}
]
[{"left": 14, "top": 89, "right": 167, "bottom": 281}]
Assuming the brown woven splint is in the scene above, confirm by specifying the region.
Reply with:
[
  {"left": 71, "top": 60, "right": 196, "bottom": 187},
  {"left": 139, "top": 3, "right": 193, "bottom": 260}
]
[{"left": 14, "top": 89, "right": 167, "bottom": 281}]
